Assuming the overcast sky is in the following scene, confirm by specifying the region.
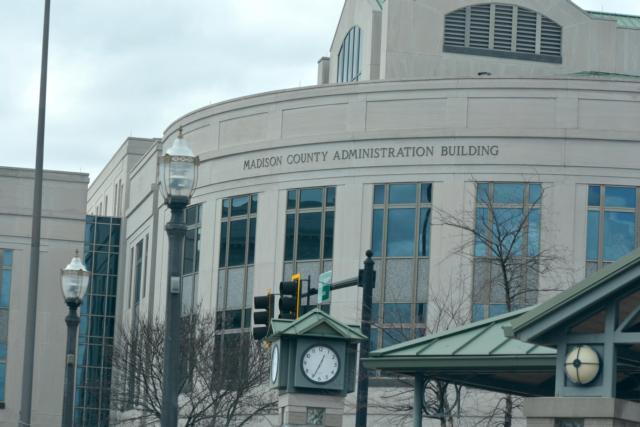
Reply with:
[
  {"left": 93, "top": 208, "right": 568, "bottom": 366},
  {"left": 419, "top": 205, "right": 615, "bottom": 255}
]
[{"left": 2, "top": 0, "right": 639, "bottom": 181}]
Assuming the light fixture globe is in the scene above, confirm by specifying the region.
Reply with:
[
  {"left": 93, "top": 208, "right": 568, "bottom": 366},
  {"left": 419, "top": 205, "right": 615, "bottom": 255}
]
[
  {"left": 565, "top": 345, "right": 600, "bottom": 385},
  {"left": 160, "top": 127, "right": 199, "bottom": 207},
  {"left": 60, "top": 253, "right": 90, "bottom": 304}
]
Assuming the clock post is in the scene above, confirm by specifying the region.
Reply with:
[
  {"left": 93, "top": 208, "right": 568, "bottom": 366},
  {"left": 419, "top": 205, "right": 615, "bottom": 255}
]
[{"left": 266, "top": 309, "right": 366, "bottom": 427}]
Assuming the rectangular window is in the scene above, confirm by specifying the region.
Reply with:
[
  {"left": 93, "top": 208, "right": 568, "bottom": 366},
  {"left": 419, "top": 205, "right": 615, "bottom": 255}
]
[
  {"left": 182, "top": 204, "right": 201, "bottom": 316},
  {"left": 0, "top": 249, "right": 11, "bottom": 404},
  {"left": 134, "top": 240, "right": 143, "bottom": 305},
  {"left": 472, "top": 182, "right": 541, "bottom": 321},
  {"left": 75, "top": 216, "right": 120, "bottom": 425},
  {"left": 283, "top": 187, "right": 335, "bottom": 312},
  {"left": 370, "top": 183, "right": 432, "bottom": 349},
  {"left": 217, "top": 195, "right": 257, "bottom": 332},
  {"left": 586, "top": 185, "right": 639, "bottom": 274}
]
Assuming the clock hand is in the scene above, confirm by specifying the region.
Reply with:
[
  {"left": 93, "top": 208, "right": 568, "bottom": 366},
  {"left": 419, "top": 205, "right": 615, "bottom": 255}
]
[{"left": 313, "top": 355, "right": 326, "bottom": 377}]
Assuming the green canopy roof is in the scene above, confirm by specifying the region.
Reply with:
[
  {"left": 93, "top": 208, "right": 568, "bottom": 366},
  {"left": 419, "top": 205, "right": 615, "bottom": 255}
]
[
  {"left": 364, "top": 310, "right": 556, "bottom": 396},
  {"left": 268, "top": 309, "right": 365, "bottom": 342}
]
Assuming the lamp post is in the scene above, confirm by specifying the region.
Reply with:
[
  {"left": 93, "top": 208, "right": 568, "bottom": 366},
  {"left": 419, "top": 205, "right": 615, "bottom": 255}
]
[
  {"left": 159, "top": 128, "right": 198, "bottom": 427},
  {"left": 60, "top": 252, "right": 90, "bottom": 427}
]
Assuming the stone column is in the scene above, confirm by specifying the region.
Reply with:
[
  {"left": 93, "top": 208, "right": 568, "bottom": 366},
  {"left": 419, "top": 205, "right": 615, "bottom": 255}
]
[
  {"left": 524, "top": 397, "right": 640, "bottom": 427},
  {"left": 279, "top": 393, "right": 345, "bottom": 427}
]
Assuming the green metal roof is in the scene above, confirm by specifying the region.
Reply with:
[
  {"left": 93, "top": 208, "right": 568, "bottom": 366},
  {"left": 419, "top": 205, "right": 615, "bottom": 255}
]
[
  {"left": 369, "top": 309, "right": 554, "bottom": 360},
  {"left": 268, "top": 309, "right": 365, "bottom": 342},
  {"left": 508, "top": 246, "right": 640, "bottom": 343},
  {"left": 364, "top": 309, "right": 556, "bottom": 396},
  {"left": 587, "top": 11, "right": 640, "bottom": 29}
]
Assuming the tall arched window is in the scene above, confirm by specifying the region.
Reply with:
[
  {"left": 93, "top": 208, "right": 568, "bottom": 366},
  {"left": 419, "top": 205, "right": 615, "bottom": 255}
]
[
  {"left": 337, "top": 26, "right": 362, "bottom": 83},
  {"left": 443, "top": 4, "right": 562, "bottom": 63}
]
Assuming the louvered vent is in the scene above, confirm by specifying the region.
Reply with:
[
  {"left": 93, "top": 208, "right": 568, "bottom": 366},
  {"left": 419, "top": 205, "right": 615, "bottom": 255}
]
[
  {"left": 469, "top": 5, "right": 491, "bottom": 48},
  {"left": 444, "top": 8, "right": 466, "bottom": 47},
  {"left": 516, "top": 7, "right": 537, "bottom": 54},
  {"left": 493, "top": 4, "right": 513, "bottom": 51},
  {"left": 540, "top": 16, "right": 562, "bottom": 56}
]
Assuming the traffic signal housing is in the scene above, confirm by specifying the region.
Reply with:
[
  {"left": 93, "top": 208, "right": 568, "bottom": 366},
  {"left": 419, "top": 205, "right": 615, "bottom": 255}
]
[
  {"left": 253, "top": 291, "right": 274, "bottom": 340},
  {"left": 279, "top": 273, "right": 302, "bottom": 319}
]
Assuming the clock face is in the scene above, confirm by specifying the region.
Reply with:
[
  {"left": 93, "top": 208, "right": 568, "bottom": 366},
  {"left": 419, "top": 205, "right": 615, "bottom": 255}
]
[
  {"left": 301, "top": 345, "right": 340, "bottom": 384},
  {"left": 271, "top": 344, "right": 279, "bottom": 384}
]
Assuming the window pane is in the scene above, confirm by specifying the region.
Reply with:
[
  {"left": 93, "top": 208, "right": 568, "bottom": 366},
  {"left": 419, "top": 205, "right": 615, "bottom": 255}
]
[
  {"left": 588, "top": 186, "right": 601, "bottom": 207},
  {"left": 493, "top": 208, "right": 524, "bottom": 256},
  {"left": 383, "top": 303, "right": 412, "bottom": 324},
  {"left": 110, "top": 225, "right": 120, "bottom": 247},
  {"left": 299, "top": 188, "right": 323, "bottom": 209},
  {"left": 421, "top": 184, "right": 432, "bottom": 203},
  {"left": 476, "top": 183, "right": 490, "bottom": 203},
  {"left": 415, "top": 303, "right": 427, "bottom": 323},
  {"left": 389, "top": 184, "right": 416, "bottom": 204},
  {"left": 297, "top": 212, "right": 322, "bottom": 260},
  {"left": 231, "top": 196, "right": 249, "bottom": 216},
  {"left": 219, "top": 222, "right": 227, "bottom": 267},
  {"left": 418, "top": 208, "right": 431, "bottom": 257},
  {"left": 0, "top": 271, "right": 10, "bottom": 308},
  {"left": 287, "top": 190, "right": 297, "bottom": 210},
  {"left": 373, "top": 185, "right": 385, "bottom": 204},
  {"left": 586, "top": 211, "right": 600, "bottom": 261},
  {"left": 529, "top": 184, "right": 542, "bottom": 204},
  {"left": 2, "top": 250, "right": 12, "bottom": 267},
  {"left": 186, "top": 205, "right": 198, "bottom": 225},
  {"left": 493, "top": 183, "right": 524, "bottom": 204},
  {"left": 372, "top": 209, "right": 384, "bottom": 257},
  {"left": 250, "top": 194, "right": 258, "bottom": 214},
  {"left": 382, "top": 328, "right": 405, "bottom": 347},
  {"left": 326, "top": 187, "right": 336, "bottom": 207},
  {"left": 472, "top": 304, "right": 485, "bottom": 321},
  {"left": 385, "top": 259, "right": 414, "bottom": 302},
  {"left": 475, "top": 208, "right": 489, "bottom": 256},
  {"left": 489, "top": 304, "right": 508, "bottom": 317},
  {"left": 605, "top": 186, "right": 636, "bottom": 208},
  {"left": 528, "top": 209, "right": 541, "bottom": 256},
  {"left": 226, "top": 268, "right": 245, "bottom": 309},
  {"left": 603, "top": 211, "right": 635, "bottom": 261},
  {"left": 222, "top": 199, "right": 230, "bottom": 218},
  {"left": 284, "top": 214, "right": 295, "bottom": 261},
  {"left": 228, "top": 220, "right": 247, "bottom": 266},
  {"left": 386, "top": 208, "right": 415, "bottom": 256},
  {"left": 324, "top": 212, "right": 334, "bottom": 259},
  {"left": 248, "top": 218, "right": 256, "bottom": 265},
  {"left": 184, "top": 229, "right": 195, "bottom": 275}
]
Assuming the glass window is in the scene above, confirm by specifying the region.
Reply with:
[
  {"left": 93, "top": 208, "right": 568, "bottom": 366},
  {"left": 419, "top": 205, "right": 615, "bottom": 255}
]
[
  {"left": 587, "top": 185, "right": 639, "bottom": 272},
  {"left": 283, "top": 187, "right": 335, "bottom": 295},
  {"left": 386, "top": 209, "right": 415, "bottom": 257},
  {"left": 473, "top": 183, "right": 540, "bottom": 321},
  {"left": 370, "top": 183, "right": 432, "bottom": 347},
  {"left": 297, "top": 213, "right": 322, "bottom": 260},
  {"left": 337, "top": 26, "right": 362, "bottom": 83},
  {"left": 218, "top": 194, "right": 258, "bottom": 335},
  {"left": 389, "top": 184, "right": 416, "bottom": 204}
]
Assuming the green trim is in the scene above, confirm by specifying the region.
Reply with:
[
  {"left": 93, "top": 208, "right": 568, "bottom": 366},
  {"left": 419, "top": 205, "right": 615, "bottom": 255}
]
[
  {"left": 587, "top": 11, "right": 640, "bottom": 29},
  {"left": 268, "top": 309, "right": 365, "bottom": 341}
]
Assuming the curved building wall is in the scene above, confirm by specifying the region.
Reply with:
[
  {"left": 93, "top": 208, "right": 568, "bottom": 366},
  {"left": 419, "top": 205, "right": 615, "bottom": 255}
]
[{"left": 147, "top": 77, "right": 640, "bottom": 330}]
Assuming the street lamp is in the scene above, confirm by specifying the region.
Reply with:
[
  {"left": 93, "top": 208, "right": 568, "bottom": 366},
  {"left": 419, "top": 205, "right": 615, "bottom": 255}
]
[
  {"left": 60, "top": 252, "right": 90, "bottom": 427},
  {"left": 160, "top": 128, "right": 198, "bottom": 427}
]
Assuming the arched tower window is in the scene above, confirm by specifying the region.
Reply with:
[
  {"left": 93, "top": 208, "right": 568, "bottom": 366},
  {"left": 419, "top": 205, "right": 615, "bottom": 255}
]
[
  {"left": 444, "top": 4, "right": 562, "bottom": 63},
  {"left": 337, "top": 26, "right": 362, "bottom": 83}
]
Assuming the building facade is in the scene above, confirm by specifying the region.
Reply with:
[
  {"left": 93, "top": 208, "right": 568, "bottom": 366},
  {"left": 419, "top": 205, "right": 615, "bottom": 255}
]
[
  {"left": 0, "top": 167, "right": 88, "bottom": 426},
  {"left": 83, "top": 0, "right": 640, "bottom": 424}
]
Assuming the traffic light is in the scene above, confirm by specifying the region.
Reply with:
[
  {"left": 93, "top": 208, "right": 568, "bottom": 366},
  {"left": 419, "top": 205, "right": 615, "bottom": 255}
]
[
  {"left": 253, "top": 291, "right": 274, "bottom": 340},
  {"left": 279, "top": 273, "right": 302, "bottom": 319}
]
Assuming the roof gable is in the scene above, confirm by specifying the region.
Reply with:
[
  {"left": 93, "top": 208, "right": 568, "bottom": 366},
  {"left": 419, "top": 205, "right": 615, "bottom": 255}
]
[
  {"left": 268, "top": 309, "right": 365, "bottom": 341},
  {"left": 507, "top": 247, "right": 640, "bottom": 344}
]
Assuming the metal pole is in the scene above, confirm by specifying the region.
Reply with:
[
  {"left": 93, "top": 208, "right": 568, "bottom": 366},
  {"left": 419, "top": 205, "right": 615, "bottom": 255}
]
[
  {"left": 20, "top": 0, "right": 51, "bottom": 425},
  {"left": 413, "top": 373, "right": 424, "bottom": 427},
  {"left": 61, "top": 301, "right": 80, "bottom": 427},
  {"left": 355, "top": 250, "right": 374, "bottom": 427},
  {"left": 161, "top": 205, "right": 186, "bottom": 427}
]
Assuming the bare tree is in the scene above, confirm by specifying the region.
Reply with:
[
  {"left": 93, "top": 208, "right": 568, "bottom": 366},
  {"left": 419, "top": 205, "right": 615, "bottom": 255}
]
[
  {"left": 437, "top": 181, "right": 566, "bottom": 427},
  {"left": 110, "top": 312, "right": 276, "bottom": 426}
]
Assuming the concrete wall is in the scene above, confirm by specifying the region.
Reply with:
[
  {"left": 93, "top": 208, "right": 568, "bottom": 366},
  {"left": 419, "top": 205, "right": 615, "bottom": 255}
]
[
  {"left": 0, "top": 167, "right": 88, "bottom": 426},
  {"left": 327, "top": 0, "right": 640, "bottom": 82}
]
